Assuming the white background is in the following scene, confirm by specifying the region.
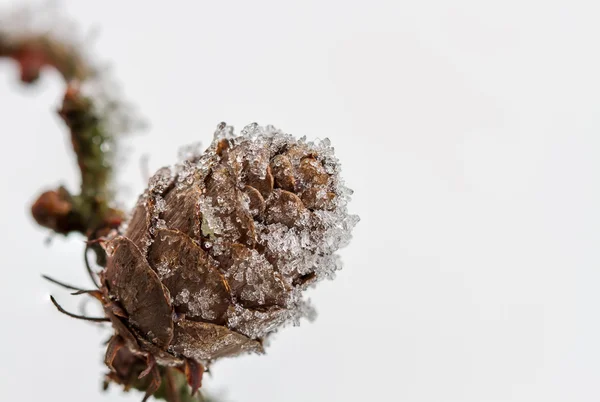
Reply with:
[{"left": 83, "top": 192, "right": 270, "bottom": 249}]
[{"left": 1, "top": 1, "right": 600, "bottom": 401}]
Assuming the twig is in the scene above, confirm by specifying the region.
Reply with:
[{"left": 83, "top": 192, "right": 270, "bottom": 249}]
[
  {"left": 0, "top": 31, "right": 124, "bottom": 238},
  {"left": 0, "top": 32, "right": 91, "bottom": 83}
]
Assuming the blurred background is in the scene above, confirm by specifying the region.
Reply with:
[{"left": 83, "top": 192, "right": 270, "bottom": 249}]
[{"left": 1, "top": 0, "right": 600, "bottom": 401}]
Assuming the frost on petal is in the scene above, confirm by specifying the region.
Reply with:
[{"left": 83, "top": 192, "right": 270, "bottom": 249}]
[
  {"left": 222, "top": 244, "right": 290, "bottom": 309},
  {"left": 147, "top": 229, "right": 230, "bottom": 325},
  {"left": 122, "top": 194, "right": 154, "bottom": 254},
  {"left": 171, "top": 320, "right": 263, "bottom": 360},
  {"left": 104, "top": 236, "right": 174, "bottom": 349},
  {"left": 147, "top": 166, "right": 174, "bottom": 196}
]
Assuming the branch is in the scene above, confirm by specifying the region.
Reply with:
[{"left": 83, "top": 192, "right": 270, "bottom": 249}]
[
  {"left": 0, "top": 32, "right": 91, "bottom": 83},
  {"left": 0, "top": 30, "right": 124, "bottom": 238}
]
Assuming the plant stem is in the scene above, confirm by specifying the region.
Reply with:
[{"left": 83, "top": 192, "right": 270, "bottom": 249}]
[{"left": 0, "top": 31, "right": 123, "bottom": 238}]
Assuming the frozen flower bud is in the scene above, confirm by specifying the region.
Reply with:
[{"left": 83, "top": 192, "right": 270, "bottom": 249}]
[{"left": 100, "top": 123, "right": 358, "bottom": 397}]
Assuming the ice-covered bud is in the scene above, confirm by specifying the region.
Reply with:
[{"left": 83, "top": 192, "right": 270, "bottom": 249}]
[{"left": 100, "top": 123, "right": 358, "bottom": 395}]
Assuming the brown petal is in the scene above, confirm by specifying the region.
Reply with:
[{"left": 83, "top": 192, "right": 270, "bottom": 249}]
[
  {"left": 292, "top": 271, "right": 318, "bottom": 288},
  {"left": 171, "top": 320, "right": 263, "bottom": 360},
  {"left": 147, "top": 229, "right": 231, "bottom": 325},
  {"left": 131, "top": 326, "right": 184, "bottom": 367},
  {"left": 105, "top": 236, "right": 174, "bottom": 349},
  {"left": 300, "top": 186, "right": 336, "bottom": 210},
  {"left": 203, "top": 165, "right": 256, "bottom": 245},
  {"left": 147, "top": 166, "right": 175, "bottom": 196},
  {"left": 161, "top": 184, "right": 203, "bottom": 242},
  {"left": 227, "top": 305, "right": 291, "bottom": 339},
  {"left": 141, "top": 362, "right": 162, "bottom": 402},
  {"left": 105, "top": 335, "right": 125, "bottom": 372},
  {"left": 104, "top": 344, "right": 147, "bottom": 387},
  {"left": 270, "top": 154, "right": 296, "bottom": 192},
  {"left": 184, "top": 359, "right": 204, "bottom": 396},
  {"left": 244, "top": 185, "right": 265, "bottom": 217},
  {"left": 282, "top": 144, "right": 314, "bottom": 164},
  {"left": 123, "top": 195, "right": 154, "bottom": 255},
  {"left": 265, "top": 189, "right": 307, "bottom": 228},
  {"left": 230, "top": 145, "right": 274, "bottom": 198},
  {"left": 105, "top": 310, "right": 140, "bottom": 352},
  {"left": 296, "top": 157, "right": 329, "bottom": 191},
  {"left": 215, "top": 139, "right": 231, "bottom": 157},
  {"left": 225, "top": 244, "right": 289, "bottom": 309},
  {"left": 245, "top": 165, "right": 274, "bottom": 198}
]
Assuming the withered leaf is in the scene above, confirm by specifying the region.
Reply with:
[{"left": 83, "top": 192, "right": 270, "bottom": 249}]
[
  {"left": 105, "top": 236, "right": 174, "bottom": 349},
  {"left": 147, "top": 229, "right": 231, "bottom": 325},
  {"left": 171, "top": 320, "right": 263, "bottom": 361}
]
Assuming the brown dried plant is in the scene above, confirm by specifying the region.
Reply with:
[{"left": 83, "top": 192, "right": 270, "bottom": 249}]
[{"left": 1, "top": 8, "right": 357, "bottom": 402}]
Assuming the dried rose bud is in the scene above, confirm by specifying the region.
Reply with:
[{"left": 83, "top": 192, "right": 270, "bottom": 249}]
[{"left": 77, "top": 123, "right": 357, "bottom": 399}]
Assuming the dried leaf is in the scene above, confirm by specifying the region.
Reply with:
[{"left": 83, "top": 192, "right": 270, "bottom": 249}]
[{"left": 105, "top": 236, "right": 174, "bottom": 349}]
